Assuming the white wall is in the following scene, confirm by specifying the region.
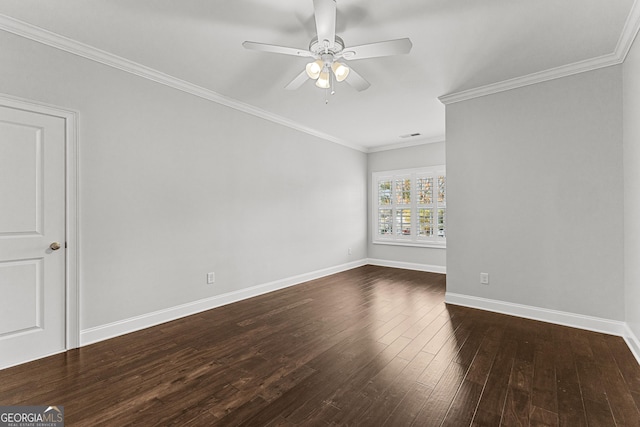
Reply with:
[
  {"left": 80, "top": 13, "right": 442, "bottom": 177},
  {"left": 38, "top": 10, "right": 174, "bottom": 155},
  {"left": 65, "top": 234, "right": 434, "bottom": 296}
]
[
  {"left": 624, "top": 35, "right": 640, "bottom": 348},
  {"left": 446, "top": 66, "right": 625, "bottom": 321},
  {"left": 0, "top": 31, "right": 368, "bottom": 330},
  {"left": 367, "top": 142, "right": 446, "bottom": 270}
]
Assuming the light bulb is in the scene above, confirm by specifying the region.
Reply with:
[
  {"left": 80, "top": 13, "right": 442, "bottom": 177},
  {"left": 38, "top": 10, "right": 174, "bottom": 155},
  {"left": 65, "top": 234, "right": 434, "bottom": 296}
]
[
  {"left": 315, "top": 69, "right": 330, "bottom": 89},
  {"left": 331, "top": 62, "right": 350, "bottom": 82},
  {"left": 305, "top": 60, "right": 323, "bottom": 79}
]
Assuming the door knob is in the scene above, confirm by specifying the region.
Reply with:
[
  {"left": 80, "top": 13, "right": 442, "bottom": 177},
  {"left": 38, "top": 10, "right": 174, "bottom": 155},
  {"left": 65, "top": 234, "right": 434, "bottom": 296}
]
[{"left": 50, "top": 242, "right": 61, "bottom": 251}]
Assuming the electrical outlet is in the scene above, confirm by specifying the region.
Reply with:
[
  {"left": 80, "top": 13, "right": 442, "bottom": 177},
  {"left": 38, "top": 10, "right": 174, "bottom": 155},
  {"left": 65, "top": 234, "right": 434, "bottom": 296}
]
[
  {"left": 348, "top": 248, "right": 352, "bottom": 255},
  {"left": 207, "top": 272, "right": 215, "bottom": 284},
  {"left": 480, "top": 272, "right": 489, "bottom": 285}
]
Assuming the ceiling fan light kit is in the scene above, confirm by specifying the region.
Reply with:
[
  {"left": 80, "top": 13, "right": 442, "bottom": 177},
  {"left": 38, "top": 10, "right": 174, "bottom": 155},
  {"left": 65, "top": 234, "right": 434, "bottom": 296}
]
[
  {"left": 305, "top": 60, "right": 324, "bottom": 79},
  {"left": 331, "top": 61, "right": 349, "bottom": 82},
  {"left": 305, "top": 54, "right": 349, "bottom": 87},
  {"left": 316, "top": 69, "right": 331, "bottom": 89},
  {"left": 242, "top": 0, "right": 413, "bottom": 96}
]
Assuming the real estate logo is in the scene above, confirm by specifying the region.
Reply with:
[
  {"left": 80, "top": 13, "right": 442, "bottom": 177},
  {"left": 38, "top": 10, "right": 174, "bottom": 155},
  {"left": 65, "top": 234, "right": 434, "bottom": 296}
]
[{"left": 0, "top": 406, "right": 64, "bottom": 427}]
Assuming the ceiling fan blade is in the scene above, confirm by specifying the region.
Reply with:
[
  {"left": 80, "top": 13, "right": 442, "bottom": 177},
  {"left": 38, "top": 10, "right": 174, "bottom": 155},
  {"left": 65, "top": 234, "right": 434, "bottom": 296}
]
[
  {"left": 345, "top": 67, "right": 370, "bottom": 91},
  {"left": 285, "top": 70, "right": 310, "bottom": 90},
  {"left": 340, "top": 38, "right": 413, "bottom": 60},
  {"left": 242, "top": 41, "right": 315, "bottom": 58},
  {"left": 313, "top": 0, "right": 336, "bottom": 49}
]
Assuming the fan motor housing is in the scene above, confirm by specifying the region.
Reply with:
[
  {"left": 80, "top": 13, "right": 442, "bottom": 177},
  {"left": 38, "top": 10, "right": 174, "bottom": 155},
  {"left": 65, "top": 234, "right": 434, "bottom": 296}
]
[{"left": 309, "top": 36, "right": 345, "bottom": 56}]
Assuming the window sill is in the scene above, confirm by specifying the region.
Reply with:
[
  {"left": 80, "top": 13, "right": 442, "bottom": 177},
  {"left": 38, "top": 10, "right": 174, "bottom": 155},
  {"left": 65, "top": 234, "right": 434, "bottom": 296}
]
[{"left": 372, "top": 240, "right": 446, "bottom": 249}]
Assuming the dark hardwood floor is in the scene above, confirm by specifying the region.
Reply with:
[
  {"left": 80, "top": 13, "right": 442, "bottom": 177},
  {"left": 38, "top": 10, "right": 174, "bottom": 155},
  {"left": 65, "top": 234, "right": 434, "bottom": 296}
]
[{"left": 1, "top": 265, "right": 640, "bottom": 426}]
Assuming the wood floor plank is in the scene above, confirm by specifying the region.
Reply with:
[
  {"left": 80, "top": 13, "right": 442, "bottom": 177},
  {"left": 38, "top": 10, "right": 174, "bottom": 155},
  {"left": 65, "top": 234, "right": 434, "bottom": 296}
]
[
  {"left": 417, "top": 349, "right": 458, "bottom": 388},
  {"left": 471, "top": 339, "right": 518, "bottom": 426},
  {"left": 422, "top": 314, "right": 471, "bottom": 356},
  {"left": 356, "top": 351, "right": 434, "bottom": 425},
  {"left": 501, "top": 387, "right": 530, "bottom": 426},
  {"left": 574, "top": 348, "right": 615, "bottom": 426},
  {"left": 359, "top": 349, "right": 414, "bottom": 400},
  {"left": 396, "top": 313, "right": 451, "bottom": 361},
  {"left": 587, "top": 334, "right": 640, "bottom": 426},
  {"left": 263, "top": 416, "right": 297, "bottom": 427},
  {"left": 0, "top": 265, "right": 639, "bottom": 427},
  {"left": 441, "top": 380, "right": 484, "bottom": 427},
  {"left": 412, "top": 360, "right": 470, "bottom": 426},
  {"left": 582, "top": 398, "right": 616, "bottom": 427},
  {"left": 441, "top": 331, "right": 505, "bottom": 426},
  {"left": 495, "top": 331, "right": 535, "bottom": 426},
  {"left": 465, "top": 330, "right": 503, "bottom": 386},
  {"left": 400, "top": 303, "right": 446, "bottom": 340},
  {"left": 530, "top": 406, "right": 559, "bottom": 427},
  {"left": 532, "top": 340, "right": 558, "bottom": 415},
  {"left": 236, "top": 371, "right": 328, "bottom": 426},
  {"left": 510, "top": 358, "right": 533, "bottom": 393},
  {"left": 308, "top": 335, "right": 412, "bottom": 423},
  {"left": 554, "top": 329, "right": 587, "bottom": 427},
  {"left": 381, "top": 382, "right": 434, "bottom": 426},
  {"left": 378, "top": 303, "right": 439, "bottom": 345},
  {"left": 214, "top": 395, "right": 270, "bottom": 426},
  {"left": 281, "top": 335, "right": 388, "bottom": 424},
  {"left": 604, "top": 334, "right": 640, "bottom": 394}
]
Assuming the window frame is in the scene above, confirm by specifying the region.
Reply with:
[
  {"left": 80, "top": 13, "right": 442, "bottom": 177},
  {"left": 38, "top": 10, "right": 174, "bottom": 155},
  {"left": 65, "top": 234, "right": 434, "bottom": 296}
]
[{"left": 372, "top": 166, "right": 446, "bottom": 249}]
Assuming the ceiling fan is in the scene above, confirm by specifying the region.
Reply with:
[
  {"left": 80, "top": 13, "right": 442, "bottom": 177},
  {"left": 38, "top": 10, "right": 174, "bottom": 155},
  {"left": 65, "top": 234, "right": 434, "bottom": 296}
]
[{"left": 242, "top": 0, "right": 413, "bottom": 93}]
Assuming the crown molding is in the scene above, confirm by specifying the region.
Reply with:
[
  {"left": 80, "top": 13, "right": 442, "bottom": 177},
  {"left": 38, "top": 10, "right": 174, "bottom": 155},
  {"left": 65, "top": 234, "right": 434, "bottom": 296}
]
[
  {"left": 439, "top": 0, "right": 640, "bottom": 105},
  {"left": 616, "top": 0, "right": 640, "bottom": 60},
  {"left": 0, "top": 14, "right": 367, "bottom": 153},
  {"left": 367, "top": 135, "right": 446, "bottom": 153},
  {"left": 3, "top": 1, "right": 640, "bottom": 140},
  {"left": 438, "top": 53, "right": 622, "bottom": 105}
]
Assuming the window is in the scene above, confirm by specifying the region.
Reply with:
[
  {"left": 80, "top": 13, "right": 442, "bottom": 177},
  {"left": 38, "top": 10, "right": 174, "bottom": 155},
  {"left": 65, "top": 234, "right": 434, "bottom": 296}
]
[{"left": 372, "top": 166, "right": 446, "bottom": 248}]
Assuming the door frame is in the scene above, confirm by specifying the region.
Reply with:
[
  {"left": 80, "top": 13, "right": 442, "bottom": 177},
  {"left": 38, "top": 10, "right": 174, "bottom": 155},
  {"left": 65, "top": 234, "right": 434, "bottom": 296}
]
[{"left": 1, "top": 93, "right": 80, "bottom": 350}]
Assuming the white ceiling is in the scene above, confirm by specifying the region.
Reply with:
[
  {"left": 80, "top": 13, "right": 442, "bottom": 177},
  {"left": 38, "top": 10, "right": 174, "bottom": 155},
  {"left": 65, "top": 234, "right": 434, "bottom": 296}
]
[{"left": 0, "top": 0, "right": 636, "bottom": 150}]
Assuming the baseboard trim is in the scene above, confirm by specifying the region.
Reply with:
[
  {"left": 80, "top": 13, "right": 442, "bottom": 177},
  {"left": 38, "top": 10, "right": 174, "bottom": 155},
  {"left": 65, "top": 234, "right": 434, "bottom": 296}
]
[
  {"left": 80, "top": 259, "right": 367, "bottom": 346},
  {"left": 624, "top": 324, "right": 640, "bottom": 365},
  {"left": 445, "top": 292, "right": 627, "bottom": 337},
  {"left": 366, "top": 258, "right": 446, "bottom": 274},
  {"left": 77, "top": 264, "right": 640, "bottom": 368}
]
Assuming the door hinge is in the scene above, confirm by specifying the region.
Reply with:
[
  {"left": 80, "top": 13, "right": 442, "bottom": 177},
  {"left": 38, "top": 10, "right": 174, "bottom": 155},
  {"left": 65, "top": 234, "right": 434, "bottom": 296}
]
[{"left": 65, "top": 242, "right": 68, "bottom": 249}]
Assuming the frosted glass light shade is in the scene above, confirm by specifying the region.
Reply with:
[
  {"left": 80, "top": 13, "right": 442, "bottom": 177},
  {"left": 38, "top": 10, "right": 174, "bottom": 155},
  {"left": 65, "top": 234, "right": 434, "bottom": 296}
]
[
  {"left": 331, "top": 62, "right": 350, "bottom": 82},
  {"left": 315, "top": 69, "right": 330, "bottom": 88},
  {"left": 305, "top": 60, "right": 324, "bottom": 79}
]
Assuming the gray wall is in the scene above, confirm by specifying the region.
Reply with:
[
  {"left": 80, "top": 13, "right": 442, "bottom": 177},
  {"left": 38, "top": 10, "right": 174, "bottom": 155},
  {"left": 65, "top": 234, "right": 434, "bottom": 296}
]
[
  {"left": 446, "top": 66, "right": 625, "bottom": 320},
  {"left": 6, "top": 22, "right": 633, "bottom": 342},
  {"left": 367, "top": 142, "right": 446, "bottom": 269},
  {"left": 624, "top": 35, "right": 640, "bottom": 338},
  {"left": 0, "top": 31, "right": 368, "bottom": 330}
]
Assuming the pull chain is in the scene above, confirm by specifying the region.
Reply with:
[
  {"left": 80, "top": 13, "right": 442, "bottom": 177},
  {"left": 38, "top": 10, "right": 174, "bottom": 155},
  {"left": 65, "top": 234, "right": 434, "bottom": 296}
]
[
  {"left": 325, "top": 69, "right": 335, "bottom": 104},
  {"left": 323, "top": 62, "right": 337, "bottom": 104}
]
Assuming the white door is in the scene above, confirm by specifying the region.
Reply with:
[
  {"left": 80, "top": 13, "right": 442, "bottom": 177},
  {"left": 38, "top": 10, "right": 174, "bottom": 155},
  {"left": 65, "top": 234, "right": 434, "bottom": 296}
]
[{"left": 0, "top": 104, "right": 66, "bottom": 369}]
